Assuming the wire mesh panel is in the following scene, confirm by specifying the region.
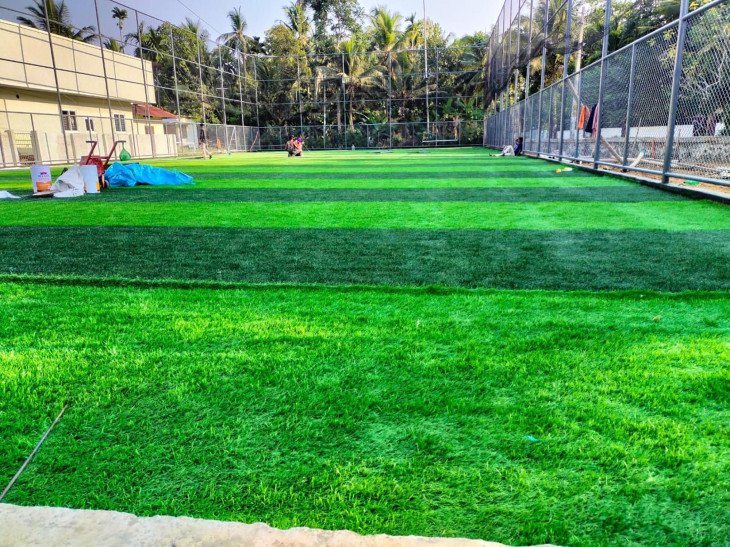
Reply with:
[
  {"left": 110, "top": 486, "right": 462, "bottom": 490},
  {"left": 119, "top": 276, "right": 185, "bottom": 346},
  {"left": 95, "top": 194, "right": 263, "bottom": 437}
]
[
  {"left": 596, "top": 47, "right": 632, "bottom": 165},
  {"left": 575, "top": 62, "right": 600, "bottom": 160},
  {"left": 626, "top": 24, "right": 678, "bottom": 174},
  {"left": 560, "top": 71, "right": 581, "bottom": 158},
  {"left": 548, "top": 81, "right": 563, "bottom": 156},
  {"left": 538, "top": 86, "right": 552, "bottom": 154},
  {"left": 671, "top": 2, "right": 730, "bottom": 181},
  {"left": 524, "top": 95, "right": 540, "bottom": 153},
  {"left": 483, "top": 0, "right": 730, "bottom": 188}
]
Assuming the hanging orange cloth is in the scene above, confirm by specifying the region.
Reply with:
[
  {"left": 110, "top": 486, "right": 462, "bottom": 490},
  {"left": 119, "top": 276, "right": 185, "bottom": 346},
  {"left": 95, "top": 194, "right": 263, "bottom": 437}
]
[{"left": 577, "top": 105, "right": 590, "bottom": 130}]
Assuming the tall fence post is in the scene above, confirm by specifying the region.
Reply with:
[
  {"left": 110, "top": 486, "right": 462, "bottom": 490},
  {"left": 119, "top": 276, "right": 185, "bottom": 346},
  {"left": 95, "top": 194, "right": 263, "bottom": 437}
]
[
  {"left": 219, "top": 48, "right": 229, "bottom": 154},
  {"left": 388, "top": 51, "right": 393, "bottom": 149},
  {"left": 558, "top": 0, "right": 573, "bottom": 159},
  {"left": 574, "top": 69, "right": 584, "bottom": 160},
  {"left": 93, "top": 0, "right": 118, "bottom": 158},
  {"left": 341, "top": 52, "right": 348, "bottom": 149},
  {"left": 622, "top": 43, "right": 637, "bottom": 169},
  {"left": 237, "top": 54, "right": 247, "bottom": 151},
  {"left": 253, "top": 56, "right": 261, "bottom": 129},
  {"left": 662, "top": 0, "right": 690, "bottom": 183},
  {"left": 169, "top": 26, "right": 183, "bottom": 151},
  {"left": 296, "top": 56, "right": 304, "bottom": 135},
  {"left": 592, "top": 0, "right": 612, "bottom": 169},
  {"left": 133, "top": 10, "right": 154, "bottom": 157},
  {"left": 435, "top": 47, "right": 440, "bottom": 126},
  {"left": 522, "top": 0, "right": 534, "bottom": 142},
  {"left": 536, "top": 0, "right": 550, "bottom": 156},
  {"left": 42, "top": 2, "right": 71, "bottom": 162},
  {"left": 196, "top": 30, "right": 206, "bottom": 129}
]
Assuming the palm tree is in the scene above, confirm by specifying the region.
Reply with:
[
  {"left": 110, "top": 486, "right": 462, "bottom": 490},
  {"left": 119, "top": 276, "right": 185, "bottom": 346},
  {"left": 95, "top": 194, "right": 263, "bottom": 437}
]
[
  {"left": 370, "top": 6, "right": 402, "bottom": 53},
  {"left": 219, "top": 7, "right": 250, "bottom": 82},
  {"left": 125, "top": 23, "right": 164, "bottom": 62},
  {"left": 283, "top": 2, "right": 310, "bottom": 44},
  {"left": 339, "top": 38, "right": 385, "bottom": 129},
  {"left": 219, "top": 7, "right": 248, "bottom": 56},
  {"left": 111, "top": 7, "right": 127, "bottom": 43},
  {"left": 17, "top": 0, "right": 96, "bottom": 43},
  {"left": 104, "top": 38, "right": 123, "bottom": 52}
]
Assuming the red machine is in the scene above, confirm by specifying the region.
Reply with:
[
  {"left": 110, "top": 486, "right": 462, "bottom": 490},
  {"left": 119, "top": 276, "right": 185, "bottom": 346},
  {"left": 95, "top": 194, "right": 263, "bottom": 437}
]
[{"left": 81, "top": 140, "right": 125, "bottom": 189}]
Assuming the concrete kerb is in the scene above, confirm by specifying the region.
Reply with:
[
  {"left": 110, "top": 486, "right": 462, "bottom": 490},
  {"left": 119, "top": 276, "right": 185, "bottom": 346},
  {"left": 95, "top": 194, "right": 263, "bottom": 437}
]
[{"left": 0, "top": 504, "right": 558, "bottom": 547}]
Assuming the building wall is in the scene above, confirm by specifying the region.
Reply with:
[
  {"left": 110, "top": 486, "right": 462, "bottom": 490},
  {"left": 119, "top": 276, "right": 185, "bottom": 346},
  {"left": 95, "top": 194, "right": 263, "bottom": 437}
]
[
  {"left": 0, "top": 21, "right": 178, "bottom": 166},
  {"left": 0, "top": 20, "right": 155, "bottom": 104},
  {"left": 0, "top": 86, "right": 137, "bottom": 133}
]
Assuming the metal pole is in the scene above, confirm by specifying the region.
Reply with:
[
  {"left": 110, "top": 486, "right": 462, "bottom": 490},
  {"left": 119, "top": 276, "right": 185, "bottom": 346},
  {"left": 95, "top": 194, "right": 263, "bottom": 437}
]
[
  {"left": 196, "top": 31, "right": 206, "bottom": 125},
  {"left": 219, "top": 48, "right": 229, "bottom": 154},
  {"left": 559, "top": 0, "right": 573, "bottom": 158},
  {"left": 423, "top": 0, "right": 430, "bottom": 135},
  {"left": 536, "top": 0, "right": 549, "bottom": 156},
  {"left": 134, "top": 11, "right": 154, "bottom": 157},
  {"left": 435, "top": 47, "right": 439, "bottom": 125},
  {"left": 237, "top": 53, "right": 247, "bottom": 151},
  {"left": 662, "top": 0, "right": 690, "bottom": 183},
  {"left": 388, "top": 51, "right": 393, "bottom": 149},
  {"left": 93, "top": 0, "right": 117, "bottom": 155},
  {"left": 43, "top": 2, "right": 71, "bottom": 162},
  {"left": 575, "top": 69, "right": 583, "bottom": 159},
  {"left": 522, "top": 0, "right": 534, "bottom": 140},
  {"left": 592, "top": 0, "right": 612, "bottom": 169},
  {"left": 323, "top": 79, "right": 327, "bottom": 148},
  {"left": 253, "top": 57, "right": 261, "bottom": 128},
  {"left": 622, "top": 44, "right": 637, "bottom": 169},
  {"left": 342, "top": 52, "right": 348, "bottom": 148},
  {"left": 169, "top": 26, "right": 183, "bottom": 152},
  {"left": 296, "top": 57, "right": 304, "bottom": 134}
]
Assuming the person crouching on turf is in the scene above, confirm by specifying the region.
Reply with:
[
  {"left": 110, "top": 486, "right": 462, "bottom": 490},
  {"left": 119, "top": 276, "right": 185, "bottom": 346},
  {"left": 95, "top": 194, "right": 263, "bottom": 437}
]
[
  {"left": 287, "top": 135, "right": 302, "bottom": 157},
  {"left": 498, "top": 136, "right": 524, "bottom": 157}
]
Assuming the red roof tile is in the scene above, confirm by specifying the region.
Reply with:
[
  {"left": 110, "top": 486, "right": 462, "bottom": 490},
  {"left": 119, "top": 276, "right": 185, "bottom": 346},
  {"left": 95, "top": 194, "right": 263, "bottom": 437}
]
[{"left": 133, "top": 103, "right": 178, "bottom": 119}]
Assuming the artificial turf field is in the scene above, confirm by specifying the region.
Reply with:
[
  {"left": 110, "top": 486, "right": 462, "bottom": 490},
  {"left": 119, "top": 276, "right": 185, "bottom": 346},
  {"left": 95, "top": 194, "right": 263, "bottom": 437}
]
[{"left": 0, "top": 148, "right": 728, "bottom": 545}]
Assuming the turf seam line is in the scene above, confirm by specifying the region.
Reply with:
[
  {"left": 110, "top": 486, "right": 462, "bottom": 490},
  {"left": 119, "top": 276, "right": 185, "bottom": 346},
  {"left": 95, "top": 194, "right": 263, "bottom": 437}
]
[
  {"left": 0, "top": 404, "right": 68, "bottom": 503},
  {"left": 0, "top": 274, "right": 728, "bottom": 299}
]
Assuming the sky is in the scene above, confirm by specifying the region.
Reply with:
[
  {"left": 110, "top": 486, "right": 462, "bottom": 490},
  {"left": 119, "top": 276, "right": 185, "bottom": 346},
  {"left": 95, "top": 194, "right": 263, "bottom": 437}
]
[{"left": 114, "top": 0, "right": 502, "bottom": 41}]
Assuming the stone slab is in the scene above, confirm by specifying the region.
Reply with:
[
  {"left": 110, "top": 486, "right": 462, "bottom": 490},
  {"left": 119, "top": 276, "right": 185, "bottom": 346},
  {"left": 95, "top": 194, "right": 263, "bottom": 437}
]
[{"left": 0, "top": 504, "right": 524, "bottom": 547}]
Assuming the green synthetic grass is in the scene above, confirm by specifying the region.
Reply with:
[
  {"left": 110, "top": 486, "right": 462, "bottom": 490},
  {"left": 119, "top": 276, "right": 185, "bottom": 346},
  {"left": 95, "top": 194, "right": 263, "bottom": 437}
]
[
  {"left": 0, "top": 149, "right": 728, "bottom": 545},
  {"left": 1, "top": 283, "right": 728, "bottom": 545},
  {"left": 2, "top": 200, "right": 728, "bottom": 230},
  {"left": 0, "top": 227, "right": 728, "bottom": 290}
]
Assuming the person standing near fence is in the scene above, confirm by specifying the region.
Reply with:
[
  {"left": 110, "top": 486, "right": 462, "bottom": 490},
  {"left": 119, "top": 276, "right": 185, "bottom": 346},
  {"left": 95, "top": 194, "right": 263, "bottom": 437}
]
[{"left": 198, "top": 124, "right": 212, "bottom": 159}]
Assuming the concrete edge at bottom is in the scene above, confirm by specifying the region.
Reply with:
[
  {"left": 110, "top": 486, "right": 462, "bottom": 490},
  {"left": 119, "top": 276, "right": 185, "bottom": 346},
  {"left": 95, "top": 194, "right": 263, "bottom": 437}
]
[{"left": 0, "top": 504, "right": 553, "bottom": 547}]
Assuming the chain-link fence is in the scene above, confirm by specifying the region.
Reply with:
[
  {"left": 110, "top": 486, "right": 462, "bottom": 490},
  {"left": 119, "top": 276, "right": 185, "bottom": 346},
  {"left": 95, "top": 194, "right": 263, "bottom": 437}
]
[
  {"left": 0, "top": 0, "right": 488, "bottom": 167},
  {"left": 483, "top": 0, "right": 730, "bottom": 188}
]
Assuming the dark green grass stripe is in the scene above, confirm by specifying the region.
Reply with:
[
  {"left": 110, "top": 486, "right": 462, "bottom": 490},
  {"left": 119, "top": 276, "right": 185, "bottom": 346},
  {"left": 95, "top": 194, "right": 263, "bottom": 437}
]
[
  {"left": 85, "top": 186, "right": 683, "bottom": 203},
  {"left": 190, "top": 170, "right": 588, "bottom": 180},
  {"left": 1, "top": 226, "right": 726, "bottom": 291}
]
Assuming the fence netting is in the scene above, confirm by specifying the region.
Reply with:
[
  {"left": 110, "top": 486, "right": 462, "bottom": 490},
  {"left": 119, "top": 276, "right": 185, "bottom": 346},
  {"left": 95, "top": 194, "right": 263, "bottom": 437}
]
[
  {"left": 0, "top": 0, "right": 488, "bottom": 167},
  {"left": 483, "top": 0, "right": 730, "bottom": 188}
]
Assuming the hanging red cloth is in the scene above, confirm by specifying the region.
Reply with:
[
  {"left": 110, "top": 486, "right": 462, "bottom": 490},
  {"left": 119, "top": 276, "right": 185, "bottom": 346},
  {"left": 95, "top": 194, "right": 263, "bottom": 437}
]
[{"left": 577, "top": 105, "right": 589, "bottom": 130}]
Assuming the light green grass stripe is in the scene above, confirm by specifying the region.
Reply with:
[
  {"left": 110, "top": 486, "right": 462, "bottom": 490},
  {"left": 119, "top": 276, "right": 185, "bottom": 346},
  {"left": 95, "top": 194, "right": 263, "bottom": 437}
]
[
  {"left": 0, "top": 177, "right": 624, "bottom": 191},
  {"left": 1, "top": 201, "right": 727, "bottom": 230},
  {"left": 190, "top": 177, "right": 623, "bottom": 190}
]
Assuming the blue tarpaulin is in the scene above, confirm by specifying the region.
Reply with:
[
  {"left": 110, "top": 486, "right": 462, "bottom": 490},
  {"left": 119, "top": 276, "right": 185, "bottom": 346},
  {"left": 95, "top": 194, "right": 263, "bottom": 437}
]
[{"left": 105, "top": 163, "right": 194, "bottom": 187}]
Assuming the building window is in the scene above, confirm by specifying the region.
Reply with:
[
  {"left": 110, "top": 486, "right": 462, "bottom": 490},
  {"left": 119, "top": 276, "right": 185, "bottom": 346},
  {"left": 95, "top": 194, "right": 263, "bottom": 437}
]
[
  {"left": 61, "top": 110, "right": 77, "bottom": 131},
  {"left": 84, "top": 118, "right": 95, "bottom": 132},
  {"left": 113, "top": 114, "right": 126, "bottom": 132}
]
